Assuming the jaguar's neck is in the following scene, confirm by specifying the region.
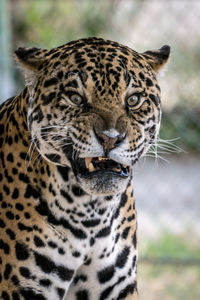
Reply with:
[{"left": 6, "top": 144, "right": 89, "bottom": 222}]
[{"left": 37, "top": 160, "right": 135, "bottom": 225}]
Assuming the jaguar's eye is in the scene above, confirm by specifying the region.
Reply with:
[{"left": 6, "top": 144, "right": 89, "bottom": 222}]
[
  {"left": 67, "top": 93, "right": 84, "bottom": 105},
  {"left": 126, "top": 94, "right": 140, "bottom": 107}
]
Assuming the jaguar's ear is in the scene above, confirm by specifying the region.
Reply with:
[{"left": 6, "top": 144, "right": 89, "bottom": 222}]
[
  {"left": 142, "top": 45, "right": 170, "bottom": 73},
  {"left": 15, "top": 47, "right": 47, "bottom": 87}
]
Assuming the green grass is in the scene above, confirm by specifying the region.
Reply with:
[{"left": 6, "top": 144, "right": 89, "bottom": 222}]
[
  {"left": 138, "top": 232, "right": 200, "bottom": 299},
  {"left": 142, "top": 232, "right": 200, "bottom": 260}
]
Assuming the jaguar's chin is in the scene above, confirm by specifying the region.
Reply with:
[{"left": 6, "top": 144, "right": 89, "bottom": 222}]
[{"left": 71, "top": 156, "right": 130, "bottom": 195}]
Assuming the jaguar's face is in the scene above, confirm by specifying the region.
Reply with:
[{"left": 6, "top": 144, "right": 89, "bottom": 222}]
[{"left": 16, "top": 38, "right": 170, "bottom": 195}]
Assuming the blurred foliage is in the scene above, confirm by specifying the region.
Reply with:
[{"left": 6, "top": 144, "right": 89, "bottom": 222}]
[
  {"left": 160, "top": 108, "right": 200, "bottom": 153},
  {"left": 138, "top": 263, "right": 200, "bottom": 300},
  {"left": 139, "top": 232, "right": 200, "bottom": 299},
  {"left": 142, "top": 232, "right": 200, "bottom": 260},
  {"left": 11, "top": 0, "right": 139, "bottom": 48}
]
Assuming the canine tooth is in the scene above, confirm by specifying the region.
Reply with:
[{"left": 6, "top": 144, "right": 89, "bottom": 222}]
[
  {"left": 85, "top": 157, "right": 92, "bottom": 169},
  {"left": 113, "top": 168, "right": 121, "bottom": 172},
  {"left": 89, "top": 163, "right": 95, "bottom": 172}
]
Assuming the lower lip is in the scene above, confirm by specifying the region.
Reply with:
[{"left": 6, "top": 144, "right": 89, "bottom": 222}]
[{"left": 78, "top": 169, "right": 129, "bottom": 179}]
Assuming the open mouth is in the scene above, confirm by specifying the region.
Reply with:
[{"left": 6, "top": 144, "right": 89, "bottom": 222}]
[{"left": 74, "top": 157, "right": 129, "bottom": 178}]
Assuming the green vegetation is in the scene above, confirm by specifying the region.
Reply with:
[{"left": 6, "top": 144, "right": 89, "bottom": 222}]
[
  {"left": 142, "top": 232, "right": 200, "bottom": 260},
  {"left": 138, "top": 263, "right": 200, "bottom": 300},
  {"left": 138, "top": 232, "right": 200, "bottom": 299},
  {"left": 160, "top": 109, "right": 200, "bottom": 153}
]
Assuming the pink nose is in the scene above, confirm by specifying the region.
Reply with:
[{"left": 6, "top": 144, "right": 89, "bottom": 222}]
[
  {"left": 95, "top": 131, "right": 126, "bottom": 154},
  {"left": 97, "top": 133, "right": 119, "bottom": 151}
]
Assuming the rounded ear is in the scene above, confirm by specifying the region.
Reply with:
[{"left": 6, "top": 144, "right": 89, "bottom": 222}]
[
  {"left": 142, "top": 45, "right": 170, "bottom": 72},
  {"left": 15, "top": 47, "right": 47, "bottom": 87}
]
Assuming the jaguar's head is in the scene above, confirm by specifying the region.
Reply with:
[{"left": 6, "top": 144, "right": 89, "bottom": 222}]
[{"left": 16, "top": 38, "right": 170, "bottom": 195}]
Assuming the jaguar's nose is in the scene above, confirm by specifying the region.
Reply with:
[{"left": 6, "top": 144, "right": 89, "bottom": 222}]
[{"left": 94, "top": 130, "right": 126, "bottom": 154}]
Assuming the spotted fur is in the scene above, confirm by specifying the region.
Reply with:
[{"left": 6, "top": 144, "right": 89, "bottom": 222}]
[{"left": 0, "top": 38, "right": 170, "bottom": 299}]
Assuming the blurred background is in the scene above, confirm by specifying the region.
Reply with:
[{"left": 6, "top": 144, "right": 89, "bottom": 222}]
[{"left": 0, "top": 0, "right": 200, "bottom": 299}]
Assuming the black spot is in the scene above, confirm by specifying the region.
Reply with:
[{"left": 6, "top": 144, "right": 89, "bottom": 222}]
[
  {"left": 96, "top": 226, "right": 111, "bottom": 238},
  {"left": 100, "top": 276, "right": 126, "bottom": 300},
  {"left": 19, "top": 173, "right": 29, "bottom": 184},
  {"left": 73, "top": 274, "right": 87, "bottom": 285},
  {"left": 44, "top": 77, "right": 58, "bottom": 87},
  {"left": 12, "top": 292, "right": 20, "bottom": 300},
  {"left": 149, "top": 93, "right": 160, "bottom": 106},
  {"left": 24, "top": 184, "right": 40, "bottom": 198},
  {"left": 1, "top": 201, "right": 7, "bottom": 208},
  {"left": 72, "top": 185, "right": 85, "bottom": 196},
  {"left": 0, "top": 124, "right": 4, "bottom": 134},
  {"left": 4, "top": 169, "right": 13, "bottom": 183},
  {"left": 4, "top": 263, "right": 12, "bottom": 280},
  {"left": 24, "top": 212, "right": 31, "bottom": 219},
  {"left": 127, "top": 214, "right": 135, "bottom": 222},
  {"left": 41, "top": 92, "right": 56, "bottom": 105},
  {"left": 39, "top": 279, "right": 52, "bottom": 287},
  {"left": 76, "top": 290, "right": 89, "bottom": 300},
  {"left": 97, "top": 265, "right": 115, "bottom": 283},
  {"left": 34, "top": 236, "right": 45, "bottom": 247},
  {"left": 12, "top": 188, "right": 19, "bottom": 199},
  {"left": 45, "top": 153, "right": 61, "bottom": 163},
  {"left": 132, "top": 230, "right": 137, "bottom": 248},
  {"left": 146, "top": 78, "right": 153, "bottom": 87},
  {"left": 139, "top": 72, "right": 145, "bottom": 80},
  {"left": 57, "top": 166, "right": 69, "bottom": 181},
  {"left": 65, "top": 79, "right": 78, "bottom": 88},
  {"left": 6, "top": 228, "right": 16, "bottom": 240},
  {"left": 15, "top": 242, "right": 29, "bottom": 260},
  {"left": 8, "top": 136, "right": 13, "bottom": 145},
  {"left": 11, "top": 275, "right": 20, "bottom": 286},
  {"left": 116, "top": 247, "right": 130, "bottom": 268},
  {"left": 15, "top": 203, "right": 24, "bottom": 211},
  {"left": 132, "top": 255, "right": 137, "bottom": 268},
  {"left": 56, "top": 288, "right": 65, "bottom": 299},
  {"left": 116, "top": 282, "right": 136, "bottom": 299},
  {"left": 3, "top": 184, "right": 10, "bottom": 195},
  {"left": 105, "top": 195, "right": 113, "bottom": 201},
  {"left": 122, "top": 226, "right": 131, "bottom": 239},
  {"left": 7, "top": 153, "right": 14, "bottom": 162},
  {"left": 51, "top": 52, "right": 60, "bottom": 59},
  {"left": 0, "top": 218, "right": 5, "bottom": 228},
  {"left": 72, "top": 251, "right": 81, "bottom": 257},
  {"left": 34, "top": 252, "right": 74, "bottom": 281},
  {"left": 60, "top": 189, "right": 73, "bottom": 203},
  {"left": 89, "top": 237, "right": 95, "bottom": 246},
  {"left": 0, "top": 239, "right": 10, "bottom": 254},
  {"left": 12, "top": 168, "right": 18, "bottom": 175},
  {"left": 2, "top": 291, "right": 10, "bottom": 300},
  {"left": 19, "top": 267, "right": 31, "bottom": 279},
  {"left": 58, "top": 247, "right": 65, "bottom": 255},
  {"left": 84, "top": 258, "right": 92, "bottom": 266},
  {"left": 6, "top": 211, "right": 14, "bottom": 220},
  {"left": 48, "top": 241, "right": 57, "bottom": 248},
  {"left": 20, "top": 152, "right": 28, "bottom": 160},
  {"left": 82, "top": 219, "right": 100, "bottom": 227},
  {"left": 18, "top": 223, "right": 33, "bottom": 232},
  {"left": 20, "top": 289, "right": 46, "bottom": 300},
  {"left": 114, "top": 193, "right": 128, "bottom": 219}
]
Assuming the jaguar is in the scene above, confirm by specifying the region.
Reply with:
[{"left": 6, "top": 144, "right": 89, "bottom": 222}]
[{"left": 0, "top": 37, "right": 170, "bottom": 299}]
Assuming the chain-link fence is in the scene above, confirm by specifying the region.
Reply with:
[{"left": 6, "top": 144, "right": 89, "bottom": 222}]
[{"left": 1, "top": 1, "right": 200, "bottom": 299}]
